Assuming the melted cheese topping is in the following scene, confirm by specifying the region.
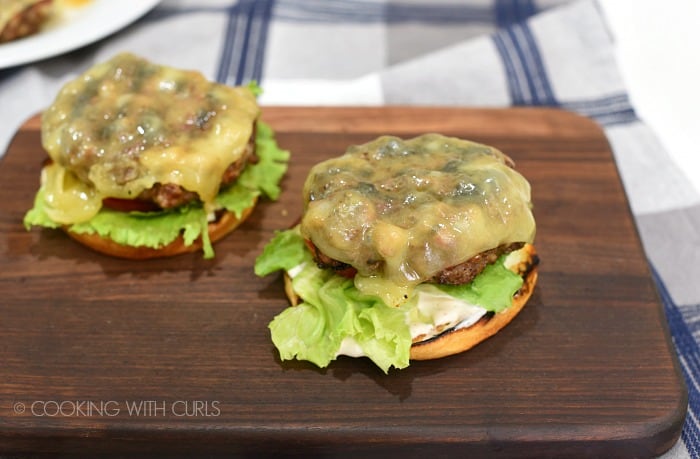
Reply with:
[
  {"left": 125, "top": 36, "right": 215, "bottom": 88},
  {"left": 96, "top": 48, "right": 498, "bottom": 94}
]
[
  {"left": 301, "top": 134, "right": 535, "bottom": 306},
  {"left": 40, "top": 53, "right": 259, "bottom": 223}
]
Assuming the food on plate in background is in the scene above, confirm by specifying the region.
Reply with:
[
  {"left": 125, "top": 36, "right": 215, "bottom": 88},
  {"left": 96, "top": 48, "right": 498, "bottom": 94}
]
[{"left": 0, "top": 0, "right": 54, "bottom": 43}]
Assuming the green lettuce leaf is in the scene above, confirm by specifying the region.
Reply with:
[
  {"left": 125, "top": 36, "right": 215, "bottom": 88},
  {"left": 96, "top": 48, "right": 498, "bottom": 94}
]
[
  {"left": 265, "top": 236, "right": 412, "bottom": 373},
  {"left": 24, "top": 120, "right": 289, "bottom": 259},
  {"left": 254, "top": 227, "right": 308, "bottom": 276},
  {"left": 23, "top": 188, "right": 61, "bottom": 230},
  {"left": 77, "top": 205, "right": 213, "bottom": 256},
  {"left": 247, "top": 80, "right": 264, "bottom": 98},
  {"left": 24, "top": 188, "right": 215, "bottom": 256},
  {"left": 256, "top": 228, "right": 413, "bottom": 373},
  {"left": 255, "top": 229, "right": 524, "bottom": 372},
  {"left": 217, "top": 121, "right": 289, "bottom": 213},
  {"left": 436, "top": 256, "right": 523, "bottom": 312}
]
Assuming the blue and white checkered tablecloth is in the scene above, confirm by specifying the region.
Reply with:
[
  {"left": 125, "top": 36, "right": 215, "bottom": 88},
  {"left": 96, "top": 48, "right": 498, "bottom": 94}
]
[{"left": 0, "top": 1, "right": 697, "bottom": 457}]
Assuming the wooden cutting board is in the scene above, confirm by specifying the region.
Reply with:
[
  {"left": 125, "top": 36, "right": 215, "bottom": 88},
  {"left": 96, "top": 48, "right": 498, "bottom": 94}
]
[{"left": 0, "top": 107, "right": 686, "bottom": 457}]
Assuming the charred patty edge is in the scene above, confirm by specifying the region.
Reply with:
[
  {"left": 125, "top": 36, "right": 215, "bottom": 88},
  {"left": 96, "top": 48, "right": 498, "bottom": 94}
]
[{"left": 306, "top": 239, "right": 526, "bottom": 286}]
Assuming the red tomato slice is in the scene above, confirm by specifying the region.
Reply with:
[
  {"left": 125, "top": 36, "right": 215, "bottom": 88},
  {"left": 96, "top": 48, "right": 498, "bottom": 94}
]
[
  {"left": 102, "top": 198, "right": 161, "bottom": 213},
  {"left": 334, "top": 266, "right": 358, "bottom": 279}
]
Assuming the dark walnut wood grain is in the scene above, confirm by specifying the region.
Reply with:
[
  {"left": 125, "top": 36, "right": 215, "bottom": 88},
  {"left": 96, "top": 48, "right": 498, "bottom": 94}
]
[{"left": 0, "top": 107, "right": 686, "bottom": 457}]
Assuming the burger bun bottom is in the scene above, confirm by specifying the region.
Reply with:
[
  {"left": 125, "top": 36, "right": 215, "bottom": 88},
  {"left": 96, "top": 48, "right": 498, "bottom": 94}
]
[
  {"left": 283, "top": 243, "right": 538, "bottom": 362},
  {"left": 410, "top": 249, "right": 537, "bottom": 360},
  {"left": 65, "top": 199, "right": 257, "bottom": 259}
]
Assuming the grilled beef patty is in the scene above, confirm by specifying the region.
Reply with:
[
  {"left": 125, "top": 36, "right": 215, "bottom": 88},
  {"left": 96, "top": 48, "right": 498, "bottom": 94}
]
[
  {"left": 307, "top": 239, "right": 524, "bottom": 285},
  {"left": 135, "top": 131, "right": 257, "bottom": 209}
]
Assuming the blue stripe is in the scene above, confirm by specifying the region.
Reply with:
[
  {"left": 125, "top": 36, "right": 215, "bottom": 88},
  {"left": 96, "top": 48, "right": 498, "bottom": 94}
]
[
  {"left": 494, "top": 15, "right": 555, "bottom": 105},
  {"left": 495, "top": 0, "right": 537, "bottom": 27},
  {"left": 497, "top": 23, "right": 556, "bottom": 105},
  {"left": 217, "top": 0, "right": 274, "bottom": 86},
  {"left": 234, "top": 3, "right": 255, "bottom": 85},
  {"left": 252, "top": 0, "right": 274, "bottom": 84},
  {"left": 493, "top": 19, "right": 637, "bottom": 126},
  {"left": 561, "top": 94, "right": 639, "bottom": 126},
  {"left": 591, "top": 109, "right": 638, "bottom": 126},
  {"left": 492, "top": 32, "right": 527, "bottom": 105},
  {"left": 517, "top": 0, "right": 537, "bottom": 22},
  {"left": 561, "top": 93, "right": 632, "bottom": 110},
  {"left": 494, "top": 21, "right": 555, "bottom": 105},
  {"left": 504, "top": 26, "right": 543, "bottom": 103},
  {"left": 216, "top": 3, "right": 239, "bottom": 84},
  {"left": 513, "top": 23, "right": 556, "bottom": 104},
  {"left": 652, "top": 267, "right": 698, "bottom": 457},
  {"left": 216, "top": 5, "right": 233, "bottom": 83},
  {"left": 242, "top": 0, "right": 274, "bottom": 84}
]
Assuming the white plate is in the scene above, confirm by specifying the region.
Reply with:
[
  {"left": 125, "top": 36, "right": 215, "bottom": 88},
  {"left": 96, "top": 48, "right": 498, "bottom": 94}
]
[{"left": 0, "top": 0, "right": 161, "bottom": 69}]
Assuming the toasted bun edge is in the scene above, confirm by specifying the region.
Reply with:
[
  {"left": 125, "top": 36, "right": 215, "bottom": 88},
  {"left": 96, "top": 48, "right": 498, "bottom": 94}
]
[
  {"left": 65, "top": 198, "right": 257, "bottom": 259},
  {"left": 410, "top": 257, "right": 537, "bottom": 360},
  {"left": 282, "top": 243, "right": 538, "bottom": 361}
]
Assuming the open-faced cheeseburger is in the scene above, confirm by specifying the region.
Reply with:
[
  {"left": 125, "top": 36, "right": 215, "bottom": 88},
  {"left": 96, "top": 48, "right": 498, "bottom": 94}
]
[
  {"left": 24, "top": 53, "right": 289, "bottom": 259},
  {"left": 255, "top": 134, "right": 538, "bottom": 372}
]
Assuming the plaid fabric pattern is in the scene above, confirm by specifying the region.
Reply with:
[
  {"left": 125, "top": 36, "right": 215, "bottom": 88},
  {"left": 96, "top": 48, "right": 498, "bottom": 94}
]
[{"left": 0, "top": 1, "right": 695, "bottom": 456}]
